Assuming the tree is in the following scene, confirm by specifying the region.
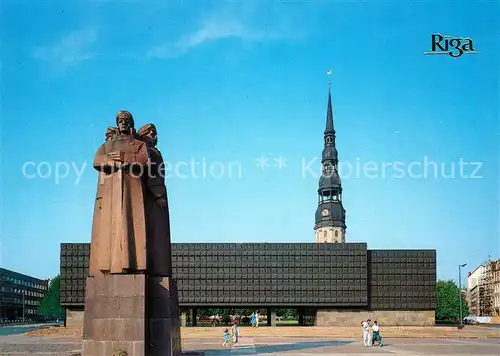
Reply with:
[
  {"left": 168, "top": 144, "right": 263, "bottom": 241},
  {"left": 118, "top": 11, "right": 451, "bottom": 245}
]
[
  {"left": 37, "top": 275, "right": 65, "bottom": 320},
  {"left": 436, "top": 279, "right": 470, "bottom": 321},
  {"left": 277, "top": 308, "right": 298, "bottom": 319}
]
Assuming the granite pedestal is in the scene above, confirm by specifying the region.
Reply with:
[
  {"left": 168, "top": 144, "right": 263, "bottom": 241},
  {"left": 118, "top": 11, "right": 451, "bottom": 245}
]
[{"left": 82, "top": 274, "right": 181, "bottom": 356}]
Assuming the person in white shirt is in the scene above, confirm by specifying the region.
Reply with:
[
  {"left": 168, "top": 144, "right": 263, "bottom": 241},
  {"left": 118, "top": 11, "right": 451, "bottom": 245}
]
[
  {"left": 231, "top": 321, "right": 239, "bottom": 345},
  {"left": 360, "top": 319, "right": 371, "bottom": 346},
  {"left": 371, "top": 320, "right": 383, "bottom": 347}
]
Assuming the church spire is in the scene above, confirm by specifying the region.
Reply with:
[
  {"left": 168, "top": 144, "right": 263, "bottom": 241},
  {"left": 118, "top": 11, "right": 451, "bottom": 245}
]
[
  {"left": 321, "top": 83, "right": 338, "bottom": 166},
  {"left": 325, "top": 82, "right": 335, "bottom": 135},
  {"left": 314, "top": 79, "right": 346, "bottom": 244}
]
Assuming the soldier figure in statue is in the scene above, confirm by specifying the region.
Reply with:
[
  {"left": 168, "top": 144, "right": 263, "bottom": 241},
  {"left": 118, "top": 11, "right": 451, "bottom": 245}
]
[
  {"left": 105, "top": 126, "right": 118, "bottom": 141},
  {"left": 137, "top": 123, "right": 173, "bottom": 276},
  {"left": 89, "top": 111, "right": 150, "bottom": 275}
]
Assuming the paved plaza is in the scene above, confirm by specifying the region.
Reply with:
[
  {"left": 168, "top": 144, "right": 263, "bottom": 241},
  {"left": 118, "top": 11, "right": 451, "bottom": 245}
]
[
  {"left": 0, "top": 334, "right": 81, "bottom": 355},
  {"left": 187, "top": 337, "right": 500, "bottom": 355},
  {"left": 0, "top": 334, "right": 499, "bottom": 355}
]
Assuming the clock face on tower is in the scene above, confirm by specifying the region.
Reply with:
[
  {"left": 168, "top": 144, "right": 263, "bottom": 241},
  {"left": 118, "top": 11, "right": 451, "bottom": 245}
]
[{"left": 321, "top": 209, "right": 329, "bottom": 217}]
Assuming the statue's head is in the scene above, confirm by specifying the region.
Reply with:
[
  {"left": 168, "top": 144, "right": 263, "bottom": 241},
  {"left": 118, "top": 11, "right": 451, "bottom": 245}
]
[
  {"left": 137, "top": 123, "right": 158, "bottom": 146},
  {"left": 105, "top": 127, "right": 118, "bottom": 141},
  {"left": 115, "top": 111, "right": 135, "bottom": 135}
]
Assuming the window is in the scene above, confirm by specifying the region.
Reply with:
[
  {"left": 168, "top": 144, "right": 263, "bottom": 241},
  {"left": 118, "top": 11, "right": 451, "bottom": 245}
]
[{"left": 335, "top": 231, "right": 338, "bottom": 237}]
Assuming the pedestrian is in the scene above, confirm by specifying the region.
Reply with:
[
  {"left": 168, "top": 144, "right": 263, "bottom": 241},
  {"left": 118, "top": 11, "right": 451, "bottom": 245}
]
[
  {"left": 231, "top": 321, "right": 240, "bottom": 345},
  {"left": 361, "top": 319, "right": 371, "bottom": 347},
  {"left": 222, "top": 328, "right": 230, "bottom": 348},
  {"left": 250, "top": 312, "right": 256, "bottom": 327},
  {"left": 371, "top": 321, "right": 383, "bottom": 347}
]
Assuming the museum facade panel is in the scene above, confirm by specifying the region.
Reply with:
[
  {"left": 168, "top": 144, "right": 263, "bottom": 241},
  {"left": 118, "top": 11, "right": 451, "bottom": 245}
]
[{"left": 60, "top": 242, "right": 435, "bottom": 310}]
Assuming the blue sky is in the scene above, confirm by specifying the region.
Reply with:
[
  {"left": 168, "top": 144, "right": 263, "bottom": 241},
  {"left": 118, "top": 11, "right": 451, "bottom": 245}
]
[{"left": 1, "top": 0, "right": 498, "bottom": 284}]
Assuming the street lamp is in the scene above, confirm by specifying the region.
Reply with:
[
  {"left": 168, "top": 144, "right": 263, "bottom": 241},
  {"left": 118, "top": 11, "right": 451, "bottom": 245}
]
[{"left": 458, "top": 263, "right": 467, "bottom": 325}]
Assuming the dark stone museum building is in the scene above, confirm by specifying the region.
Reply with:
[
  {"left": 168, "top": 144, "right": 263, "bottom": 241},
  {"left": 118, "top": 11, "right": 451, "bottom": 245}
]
[{"left": 60, "top": 85, "right": 436, "bottom": 327}]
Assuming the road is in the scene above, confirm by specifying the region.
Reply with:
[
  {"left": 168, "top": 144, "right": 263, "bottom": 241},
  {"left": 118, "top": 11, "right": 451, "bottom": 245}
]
[{"left": 0, "top": 323, "right": 58, "bottom": 337}]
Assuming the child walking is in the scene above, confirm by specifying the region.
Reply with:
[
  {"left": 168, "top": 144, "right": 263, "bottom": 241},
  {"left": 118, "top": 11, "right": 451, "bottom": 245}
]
[{"left": 222, "top": 329, "right": 230, "bottom": 348}]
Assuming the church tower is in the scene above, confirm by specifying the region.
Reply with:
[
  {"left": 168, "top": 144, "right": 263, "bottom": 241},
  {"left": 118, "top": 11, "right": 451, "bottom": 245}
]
[{"left": 314, "top": 83, "right": 346, "bottom": 243}]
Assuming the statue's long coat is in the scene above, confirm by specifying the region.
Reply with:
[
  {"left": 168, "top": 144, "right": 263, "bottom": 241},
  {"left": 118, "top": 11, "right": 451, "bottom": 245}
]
[
  {"left": 143, "top": 144, "right": 172, "bottom": 276},
  {"left": 88, "top": 134, "right": 149, "bottom": 276}
]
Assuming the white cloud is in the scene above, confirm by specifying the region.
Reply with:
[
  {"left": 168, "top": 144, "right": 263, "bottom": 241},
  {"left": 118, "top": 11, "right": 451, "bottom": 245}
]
[
  {"left": 33, "top": 28, "right": 98, "bottom": 70},
  {"left": 147, "top": 12, "right": 300, "bottom": 59}
]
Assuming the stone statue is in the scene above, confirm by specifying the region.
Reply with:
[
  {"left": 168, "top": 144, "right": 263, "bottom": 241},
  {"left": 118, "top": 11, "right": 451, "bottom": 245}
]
[
  {"left": 137, "top": 123, "right": 172, "bottom": 276},
  {"left": 89, "top": 111, "right": 150, "bottom": 275},
  {"left": 84, "top": 113, "right": 181, "bottom": 356}
]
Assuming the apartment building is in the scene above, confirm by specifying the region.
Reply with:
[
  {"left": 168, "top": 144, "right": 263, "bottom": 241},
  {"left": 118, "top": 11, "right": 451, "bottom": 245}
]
[
  {"left": 468, "top": 265, "right": 486, "bottom": 316},
  {"left": 0, "top": 268, "right": 49, "bottom": 322},
  {"left": 490, "top": 260, "right": 500, "bottom": 316},
  {"left": 467, "top": 259, "right": 500, "bottom": 317}
]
